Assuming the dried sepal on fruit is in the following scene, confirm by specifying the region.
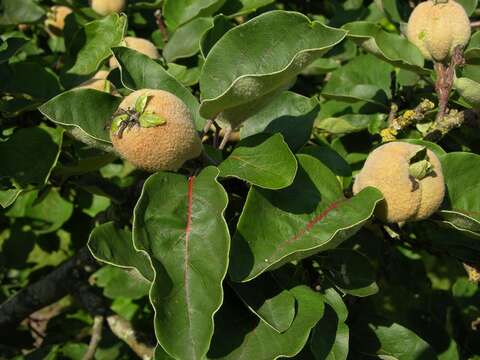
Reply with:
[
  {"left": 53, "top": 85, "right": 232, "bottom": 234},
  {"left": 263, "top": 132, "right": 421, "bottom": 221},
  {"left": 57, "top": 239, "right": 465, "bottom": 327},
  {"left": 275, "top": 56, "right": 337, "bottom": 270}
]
[
  {"left": 110, "top": 89, "right": 202, "bottom": 172},
  {"left": 407, "top": 0, "right": 471, "bottom": 62},
  {"left": 90, "top": 0, "right": 126, "bottom": 16},
  {"left": 353, "top": 142, "right": 445, "bottom": 223},
  {"left": 44, "top": 5, "right": 72, "bottom": 37},
  {"left": 109, "top": 37, "right": 159, "bottom": 68}
]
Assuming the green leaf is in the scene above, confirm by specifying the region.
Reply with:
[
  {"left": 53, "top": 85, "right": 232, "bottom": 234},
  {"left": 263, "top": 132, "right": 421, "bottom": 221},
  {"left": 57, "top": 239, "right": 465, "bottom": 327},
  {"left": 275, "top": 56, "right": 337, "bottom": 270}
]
[
  {"left": 208, "top": 285, "right": 324, "bottom": 359},
  {"left": 88, "top": 222, "right": 154, "bottom": 281},
  {"left": 93, "top": 265, "right": 150, "bottom": 299},
  {"left": 39, "top": 89, "right": 122, "bottom": 144},
  {"left": 135, "top": 93, "right": 150, "bottom": 114},
  {"left": 112, "top": 47, "right": 205, "bottom": 130},
  {"left": 439, "top": 152, "right": 480, "bottom": 234},
  {"left": 0, "top": 62, "right": 62, "bottom": 100},
  {"left": 351, "top": 317, "right": 437, "bottom": 359},
  {"left": 318, "top": 249, "right": 379, "bottom": 297},
  {"left": 199, "top": 10, "right": 347, "bottom": 126},
  {"left": 0, "top": 0, "right": 45, "bottom": 25},
  {"left": 310, "top": 288, "right": 349, "bottom": 360},
  {"left": 200, "top": 15, "right": 234, "bottom": 58},
  {"left": 163, "top": 17, "right": 214, "bottom": 62},
  {"left": 0, "top": 126, "right": 63, "bottom": 189},
  {"left": 0, "top": 34, "right": 28, "bottom": 63},
  {"left": 218, "top": 133, "right": 298, "bottom": 190},
  {"left": 138, "top": 112, "right": 167, "bottom": 128},
  {"left": 163, "top": 0, "right": 225, "bottom": 30},
  {"left": 66, "top": 14, "right": 126, "bottom": 76},
  {"left": 219, "top": 0, "right": 275, "bottom": 17},
  {"left": 456, "top": 0, "right": 478, "bottom": 15},
  {"left": 322, "top": 54, "right": 393, "bottom": 106},
  {"left": 6, "top": 188, "right": 74, "bottom": 234},
  {"left": 240, "top": 91, "right": 319, "bottom": 151},
  {"left": 342, "top": 21, "right": 427, "bottom": 74},
  {"left": 464, "top": 31, "right": 480, "bottom": 61},
  {"left": 454, "top": 77, "right": 480, "bottom": 108},
  {"left": 316, "top": 113, "right": 386, "bottom": 135},
  {"left": 229, "top": 273, "right": 295, "bottom": 333},
  {"left": 230, "top": 154, "right": 383, "bottom": 282},
  {"left": 133, "top": 167, "right": 230, "bottom": 360}
]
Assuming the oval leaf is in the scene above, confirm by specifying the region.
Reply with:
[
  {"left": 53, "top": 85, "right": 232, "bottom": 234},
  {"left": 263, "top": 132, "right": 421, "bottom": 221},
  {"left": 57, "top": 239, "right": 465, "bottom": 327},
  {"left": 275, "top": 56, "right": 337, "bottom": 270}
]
[
  {"left": 39, "top": 89, "right": 121, "bottom": 145},
  {"left": 199, "top": 10, "right": 347, "bottom": 122},
  {"left": 133, "top": 167, "right": 230, "bottom": 360},
  {"left": 440, "top": 152, "right": 480, "bottom": 234},
  {"left": 230, "top": 154, "right": 383, "bottom": 282},
  {"left": 218, "top": 133, "right": 298, "bottom": 190},
  {"left": 88, "top": 221, "right": 154, "bottom": 281}
]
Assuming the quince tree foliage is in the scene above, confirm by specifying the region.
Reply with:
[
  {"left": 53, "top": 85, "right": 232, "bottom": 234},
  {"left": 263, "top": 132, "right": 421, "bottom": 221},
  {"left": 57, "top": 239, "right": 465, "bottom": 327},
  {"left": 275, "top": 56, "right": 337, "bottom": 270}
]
[{"left": 0, "top": 0, "right": 479, "bottom": 359}]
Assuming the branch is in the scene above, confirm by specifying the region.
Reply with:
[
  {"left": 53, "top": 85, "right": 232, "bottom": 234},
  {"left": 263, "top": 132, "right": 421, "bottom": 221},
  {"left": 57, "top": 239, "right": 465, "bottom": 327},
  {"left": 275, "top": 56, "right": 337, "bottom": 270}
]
[{"left": 0, "top": 247, "right": 96, "bottom": 332}]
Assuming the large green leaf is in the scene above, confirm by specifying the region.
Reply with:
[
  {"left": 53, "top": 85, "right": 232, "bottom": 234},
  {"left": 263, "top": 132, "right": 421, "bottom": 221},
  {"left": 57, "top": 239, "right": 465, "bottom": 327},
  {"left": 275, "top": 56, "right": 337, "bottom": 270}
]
[
  {"left": 316, "top": 113, "right": 386, "bottom": 135},
  {"left": 0, "top": 62, "right": 62, "bottom": 100},
  {"left": 133, "top": 167, "right": 230, "bottom": 360},
  {"left": 219, "top": 0, "right": 275, "bottom": 16},
  {"left": 88, "top": 221, "right": 154, "bottom": 281},
  {"left": 200, "top": 15, "right": 234, "bottom": 58},
  {"left": 163, "top": 17, "right": 214, "bottom": 62},
  {"left": 0, "top": 126, "right": 63, "bottom": 189},
  {"left": 112, "top": 47, "right": 205, "bottom": 129},
  {"left": 39, "top": 89, "right": 122, "bottom": 145},
  {"left": 240, "top": 91, "right": 318, "bottom": 151},
  {"left": 310, "top": 288, "right": 349, "bottom": 360},
  {"left": 229, "top": 273, "right": 295, "bottom": 333},
  {"left": 208, "top": 285, "right": 324, "bottom": 359},
  {"left": 342, "top": 21, "right": 427, "bottom": 74},
  {"left": 351, "top": 317, "right": 437, "bottom": 359},
  {"left": 439, "top": 152, "right": 480, "bottom": 234},
  {"left": 322, "top": 54, "right": 393, "bottom": 106},
  {"left": 163, "top": 0, "right": 225, "bottom": 30},
  {"left": 318, "top": 249, "right": 379, "bottom": 297},
  {"left": 230, "top": 154, "right": 383, "bottom": 282},
  {"left": 199, "top": 10, "right": 347, "bottom": 127},
  {"left": 0, "top": 0, "right": 45, "bottom": 25},
  {"left": 66, "top": 14, "right": 126, "bottom": 76},
  {"left": 218, "top": 133, "right": 298, "bottom": 190}
]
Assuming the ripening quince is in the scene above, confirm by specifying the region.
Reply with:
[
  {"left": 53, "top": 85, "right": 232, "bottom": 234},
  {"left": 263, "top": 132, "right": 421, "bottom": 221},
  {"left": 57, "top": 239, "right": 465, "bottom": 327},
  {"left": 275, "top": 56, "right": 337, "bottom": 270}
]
[
  {"left": 90, "top": 0, "right": 126, "bottom": 16},
  {"left": 44, "top": 6, "right": 72, "bottom": 37},
  {"left": 109, "top": 37, "right": 159, "bottom": 68},
  {"left": 76, "top": 70, "right": 115, "bottom": 93},
  {"left": 407, "top": 0, "right": 471, "bottom": 62},
  {"left": 110, "top": 89, "right": 203, "bottom": 172},
  {"left": 353, "top": 142, "right": 445, "bottom": 223}
]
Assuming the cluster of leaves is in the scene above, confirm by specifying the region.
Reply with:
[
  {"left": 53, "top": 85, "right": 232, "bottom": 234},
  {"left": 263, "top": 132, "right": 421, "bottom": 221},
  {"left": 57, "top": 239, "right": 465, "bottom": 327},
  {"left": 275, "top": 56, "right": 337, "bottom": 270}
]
[{"left": 0, "top": 0, "right": 479, "bottom": 359}]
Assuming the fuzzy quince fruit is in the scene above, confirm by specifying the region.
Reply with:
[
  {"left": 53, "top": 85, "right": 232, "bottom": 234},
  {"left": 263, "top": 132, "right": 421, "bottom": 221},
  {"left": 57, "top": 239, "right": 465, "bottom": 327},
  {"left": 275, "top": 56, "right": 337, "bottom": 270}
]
[
  {"left": 353, "top": 142, "right": 445, "bottom": 223},
  {"left": 44, "top": 6, "right": 72, "bottom": 37},
  {"left": 90, "top": 0, "right": 126, "bottom": 16},
  {"left": 407, "top": 0, "right": 471, "bottom": 62},
  {"left": 110, "top": 89, "right": 202, "bottom": 172},
  {"left": 109, "top": 37, "right": 159, "bottom": 68}
]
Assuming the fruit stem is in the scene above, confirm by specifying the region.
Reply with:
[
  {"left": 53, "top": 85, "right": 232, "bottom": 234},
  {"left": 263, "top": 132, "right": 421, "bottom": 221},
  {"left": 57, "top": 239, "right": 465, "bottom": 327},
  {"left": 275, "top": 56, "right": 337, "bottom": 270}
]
[{"left": 434, "top": 46, "right": 465, "bottom": 124}]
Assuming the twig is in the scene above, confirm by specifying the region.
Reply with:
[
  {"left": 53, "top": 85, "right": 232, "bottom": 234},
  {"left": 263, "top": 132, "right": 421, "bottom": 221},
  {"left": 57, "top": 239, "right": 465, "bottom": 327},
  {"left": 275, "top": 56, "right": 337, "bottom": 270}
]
[
  {"left": 154, "top": 9, "right": 169, "bottom": 43},
  {"left": 82, "top": 315, "right": 104, "bottom": 360},
  {"left": 107, "top": 315, "right": 155, "bottom": 360},
  {"left": 434, "top": 46, "right": 465, "bottom": 124},
  {"left": 471, "top": 20, "right": 480, "bottom": 28},
  {"left": 424, "top": 109, "right": 465, "bottom": 142},
  {"left": 380, "top": 99, "right": 434, "bottom": 142}
]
